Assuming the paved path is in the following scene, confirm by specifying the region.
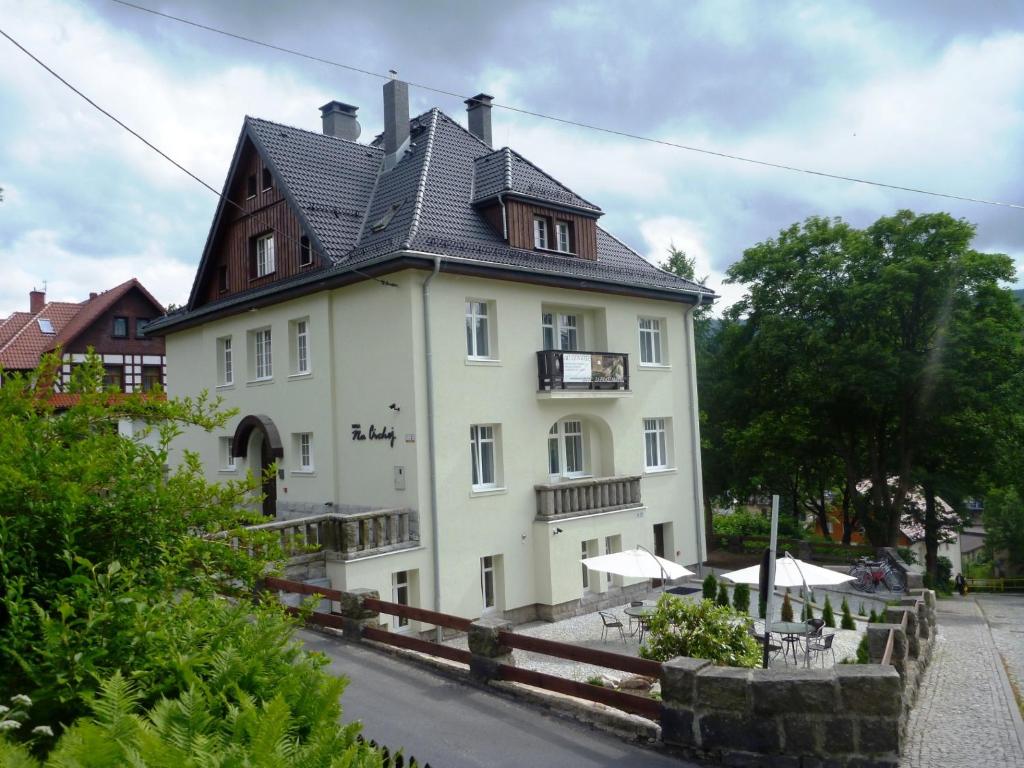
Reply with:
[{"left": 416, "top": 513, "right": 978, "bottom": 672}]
[
  {"left": 296, "top": 628, "right": 696, "bottom": 768},
  {"left": 900, "top": 596, "right": 1024, "bottom": 768},
  {"left": 975, "top": 593, "right": 1024, "bottom": 715}
]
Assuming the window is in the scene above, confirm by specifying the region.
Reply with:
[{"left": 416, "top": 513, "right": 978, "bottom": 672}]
[
  {"left": 291, "top": 318, "right": 310, "bottom": 374},
  {"left": 218, "top": 337, "right": 233, "bottom": 386},
  {"left": 37, "top": 318, "right": 54, "bottom": 335},
  {"left": 141, "top": 366, "right": 162, "bottom": 392},
  {"left": 102, "top": 365, "right": 124, "bottom": 392},
  {"left": 605, "top": 535, "right": 621, "bottom": 585},
  {"left": 644, "top": 418, "right": 670, "bottom": 470},
  {"left": 470, "top": 424, "right": 498, "bottom": 490},
  {"left": 533, "top": 216, "right": 548, "bottom": 249},
  {"left": 555, "top": 221, "right": 571, "bottom": 253},
  {"left": 299, "top": 235, "right": 312, "bottom": 267},
  {"left": 465, "top": 301, "right": 492, "bottom": 359},
  {"left": 581, "top": 541, "right": 590, "bottom": 589},
  {"left": 254, "top": 234, "right": 275, "bottom": 277},
  {"left": 136, "top": 318, "right": 150, "bottom": 337},
  {"left": 218, "top": 265, "right": 229, "bottom": 293},
  {"left": 219, "top": 437, "right": 236, "bottom": 471},
  {"left": 639, "top": 318, "right": 664, "bottom": 365},
  {"left": 294, "top": 432, "right": 313, "bottom": 472},
  {"left": 548, "top": 420, "right": 586, "bottom": 479},
  {"left": 112, "top": 316, "right": 128, "bottom": 338},
  {"left": 253, "top": 328, "right": 272, "bottom": 380},
  {"left": 262, "top": 168, "right": 272, "bottom": 192},
  {"left": 541, "top": 312, "right": 580, "bottom": 351},
  {"left": 246, "top": 174, "right": 257, "bottom": 199},
  {"left": 481, "top": 555, "right": 496, "bottom": 611},
  {"left": 392, "top": 571, "right": 410, "bottom": 628}
]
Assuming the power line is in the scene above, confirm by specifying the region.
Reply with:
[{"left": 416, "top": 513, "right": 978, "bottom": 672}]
[
  {"left": 110, "top": 0, "right": 1024, "bottom": 212},
  {"left": 0, "top": 27, "right": 397, "bottom": 291}
]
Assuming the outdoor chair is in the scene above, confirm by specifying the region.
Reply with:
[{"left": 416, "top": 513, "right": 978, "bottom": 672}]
[
  {"left": 805, "top": 618, "right": 825, "bottom": 637},
  {"left": 599, "top": 610, "right": 627, "bottom": 644},
  {"left": 748, "top": 623, "right": 783, "bottom": 661},
  {"left": 806, "top": 631, "right": 837, "bottom": 666}
]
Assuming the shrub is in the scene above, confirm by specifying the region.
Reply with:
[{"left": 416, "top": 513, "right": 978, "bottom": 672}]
[
  {"left": 855, "top": 636, "right": 870, "bottom": 664},
  {"left": 841, "top": 598, "right": 856, "bottom": 630},
  {"left": 640, "top": 596, "right": 760, "bottom": 668},
  {"left": 822, "top": 595, "right": 836, "bottom": 628},
  {"left": 868, "top": 609, "right": 879, "bottom": 623},
  {"left": 732, "top": 583, "right": 751, "bottom": 615},
  {"left": 935, "top": 556, "right": 954, "bottom": 592},
  {"left": 712, "top": 508, "right": 771, "bottom": 536},
  {"left": 858, "top": 602, "right": 865, "bottom": 616},
  {"left": 586, "top": 675, "right": 605, "bottom": 687},
  {"left": 896, "top": 546, "right": 918, "bottom": 565},
  {"left": 716, "top": 582, "right": 731, "bottom": 607},
  {"left": 781, "top": 592, "right": 794, "bottom": 622},
  {"left": 802, "top": 601, "right": 815, "bottom": 621},
  {"left": 703, "top": 573, "right": 718, "bottom": 601}
]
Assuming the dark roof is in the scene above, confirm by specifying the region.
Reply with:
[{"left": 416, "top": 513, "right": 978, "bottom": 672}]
[{"left": 153, "top": 106, "right": 713, "bottom": 334}]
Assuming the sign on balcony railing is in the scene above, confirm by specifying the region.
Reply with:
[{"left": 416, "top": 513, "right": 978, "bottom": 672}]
[{"left": 538, "top": 350, "right": 629, "bottom": 391}]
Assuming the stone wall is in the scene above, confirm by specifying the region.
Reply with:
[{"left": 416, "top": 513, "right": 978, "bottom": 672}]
[{"left": 658, "top": 589, "right": 937, "bottom": 768}]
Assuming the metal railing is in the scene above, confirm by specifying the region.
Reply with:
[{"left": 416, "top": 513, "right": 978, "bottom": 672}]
[{"left": 536, "top": 350, "right": 629, "bottom": 391}]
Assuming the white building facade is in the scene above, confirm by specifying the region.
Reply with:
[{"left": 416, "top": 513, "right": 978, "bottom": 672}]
[{"left": 150, "top": 83, "right": 714, "bottom": 625}]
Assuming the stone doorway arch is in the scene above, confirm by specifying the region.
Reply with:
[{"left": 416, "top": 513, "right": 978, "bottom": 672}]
[{"left": 231, "top": 414, "right": 284, "bottom": 517}]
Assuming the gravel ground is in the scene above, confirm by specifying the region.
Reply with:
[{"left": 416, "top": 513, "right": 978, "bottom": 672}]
[{"left": 444, "top": 583, "right": 868, "bottom": 683}]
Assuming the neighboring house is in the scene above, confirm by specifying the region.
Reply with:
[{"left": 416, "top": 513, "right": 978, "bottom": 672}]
[
  {"left": 145, "top": 81, "right": 714, "bottom": 626},
  {"left": 0, "top": 279, "right": 166, "bottom": 393}
]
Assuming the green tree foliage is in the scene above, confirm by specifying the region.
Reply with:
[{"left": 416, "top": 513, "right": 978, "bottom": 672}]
[
  {"left": 855, "top": 636, "right": 870, "bottom": 664},
  {"left": 822, "top": 595, "right": 836, "bottom": 628},
  {"left": 716, "top": 582, "right": 731, "bottom": 607},
  {"left": 713, "top": 211, "right": 1024, "bottom": 551},
  {"left": 781, "top": 592, "right": 794, "bottom": 622},
  {"left": 640, "top": 595, "right": 760, "bottom": 667},
  {"left": 984, "top": 487, "right": 1024, "bottom": 571},
  {"left": 841, "top": 598, "right": 856, "bottom": 630},
  {"left": 732, "top": 582, "right": 750, "bottom": 615},
  {"left": 702, "top": 573, "right": 718, "bottom": 601}
]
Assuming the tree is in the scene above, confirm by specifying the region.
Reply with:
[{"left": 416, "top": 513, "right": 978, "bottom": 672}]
[
  {"left": 732, "top": 582, "right": 751, "bottom": 614},
  {"left": 984, "top": 487, "right": 1024, "bottom": 573},
  {"left": 822, "top": 595, "right": 836, "bottom": 628}
]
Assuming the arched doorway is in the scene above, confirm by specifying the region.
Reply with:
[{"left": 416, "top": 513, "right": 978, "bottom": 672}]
[{"left": 231, "top": 415, "right": 284, "bottom": 517}]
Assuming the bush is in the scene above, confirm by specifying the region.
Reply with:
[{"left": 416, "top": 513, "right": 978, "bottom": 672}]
[
  {"left": 639, "top": 596, "right": 760, "bottom": 668},
  {"left": 855, "top": 636, "right": 870, "bottom": 664},
  {"left": 868, "top": 609, "right": 879, "bottom": 623},
  {"left": 936, "top": 556, "right": 954, "bottom": 592},
  {"left": 802, "top": 601, "right": 815, "bottom": 621},
  {"left": 781, "top": 592, "right": 794, "bottom": 622},
  {"left": 703, "top": 573, "right": 718, "bottom": 601},
  {"left": 716, "top": 582, "right": 731, "bottom": 607},
  {"left": 897, "top": 546, "right": 918, "bottom": 565},
  {"left": 712, "top": 508, "right": 771, "bottom": 536},
  {"left": 841, "top": 598, "right": 856, "bottom": 630},
  {"left": 822, "top": 595, "right": 836, "bottom": 628},
  {"left": 732, "top": 582, "right": 751, "bottom": 615}
]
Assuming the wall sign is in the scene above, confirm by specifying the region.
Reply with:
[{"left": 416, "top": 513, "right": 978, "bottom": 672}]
[
  {"left": 562, "top": 353, "right": 592, "bottom": 383},
  {"left": 351, "top": 423, "right": 397, "bottom": 448}
]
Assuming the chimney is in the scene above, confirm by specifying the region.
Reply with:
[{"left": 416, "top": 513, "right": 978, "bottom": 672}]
[
  {"left": 465, "top": 93, "right": 494, "bottom": 147},
  {"left": 319, "top": 101, "right": 361, "bottom": 141},
  {"left": 382, "top": 75, "right": 410, "bottom": 171},
  {"left": 89, "top": 292, "right": 98, "bottom": 300},
  {"left": 30, "top": 289, "right": 45, "bottom": 314}
]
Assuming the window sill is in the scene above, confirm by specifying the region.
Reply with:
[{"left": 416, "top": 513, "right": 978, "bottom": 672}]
[
  {"left": 535, "top": 246, "right": 577, "bottom": 257},
  {"left": 249, "top": 272, "right": 276, "bottom": 282},
  {"left": 643, "top": 467, "right": 677, "bottom": 476},
  {"left": 216, "top": 383, "right": 236, "bottom": 390},
  {"left": 246, "top": 378, "right": 274, "bottom": 387},
  {"left": 291, "top": 469, "right": 316, "bottom": 476},
  {"left": 288, "top": 372, "right": 313, "bottom": 380},
  {"left": 638, "top": 363, "right": 672, "bottom": 370},
  {"left": 470, "top": 486, "right": 507, "bottom": 498},
  {"left": 218, "top": 468, "right": 238, "bottom": 474},
  {"left": 465, "top": 358, "right": 502, "bottom": 367}
]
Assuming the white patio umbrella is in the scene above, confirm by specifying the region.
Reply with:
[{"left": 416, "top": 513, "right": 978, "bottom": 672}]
[
  {"left": 721, "top": 552, "right": 854, "bottom": 595},
  {"left": 580, "top": 547, "right": 695, "bottom": 581}
]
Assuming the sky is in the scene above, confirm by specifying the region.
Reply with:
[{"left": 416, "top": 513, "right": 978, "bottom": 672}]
[{"left": 1, "top": 0, "right": 1022, "bottom": 317}]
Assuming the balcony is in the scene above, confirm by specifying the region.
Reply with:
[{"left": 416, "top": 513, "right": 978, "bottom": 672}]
[
  {"left": 535, "top": 475, "right": 642, "bottom": 521},
  {"left": 536, "top": 350, "right": 630, "bottom": 398}
]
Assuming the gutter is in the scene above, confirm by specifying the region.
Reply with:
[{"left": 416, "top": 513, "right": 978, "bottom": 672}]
[
  {"left": 422, "top": 255, "right": 444, "bottom": 641},
  {"left": 684, "top": 299, "right": 707, "bottom": 576}
]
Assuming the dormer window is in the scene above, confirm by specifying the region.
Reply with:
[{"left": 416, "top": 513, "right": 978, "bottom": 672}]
[
  {"left": 533, "top": 217, "right": 548, "bottom": 249},
  {"left": 246, "top": 174, "right": 257, "bottom": 199},
  {"left": 556, "top": 221, "right": 571, "bottom": 253},
  {"left": 262, "top": 168, "right": 273, "bottom": 192}
]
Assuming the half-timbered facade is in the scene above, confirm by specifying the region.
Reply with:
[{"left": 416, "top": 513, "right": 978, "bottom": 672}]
[{"left": 147, "top": 81, "right": 715, "bottom": 626}]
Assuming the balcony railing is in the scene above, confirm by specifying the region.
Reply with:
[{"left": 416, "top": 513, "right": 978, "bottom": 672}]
[
  {"left": 536, "top": 350, "right": 629, "bottom": 392},
  {"left": 222, "top": 508, "right": 419, "bottom": 561},
  {"left": 535, "top": 475, "right": 642, "bottom": 520}
]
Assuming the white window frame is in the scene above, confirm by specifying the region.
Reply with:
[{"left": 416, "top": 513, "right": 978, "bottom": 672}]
[
  {"left": 219, "top": 436, "right": 236, "bottom": 472},
  {"left": 252, "top": 328, "right": 272, "bottom": 381},
  {"left": 638, "top": 317, "right": 665, "bottom": 366},
  {"left": 218, "top": 336, "right": 233, "bottom": 386},
  {"left": 581, "top": 541, "right": 590, "bottom": 589},
  {"left": 541, "top": 311, "right": 581, "bottom": 351},
  {"left": 643, "top": 417, "right": 671, "bottom": 471},
  {"left": 533, "top": 217, "right": 548, "bottom": 249},
  {"left": 255, "top": 233, "right": 275, "bottom": 277},
  {"left": 392, "top": 571, "right": 410, "bottom": 628},
  {"left": 294, "top": 432, "right": 313, "bottom": 473},
  {"left": 470, "top": 424, "right": 500, "bottom": 491},
  {"left": 548, "top": 420, "right": 587, "bottom": 480},
  {"left": 291, "top": 318, "right": 310, "bottom": 375},
  {"left": 555, "top": 221, "right": 571, "bottom": 253},
  {"left": 481, "top": 555, "right": 496, "bottom": 612},
  {"left": 465, "top": 300, "right": 493, "bottom": 359}
]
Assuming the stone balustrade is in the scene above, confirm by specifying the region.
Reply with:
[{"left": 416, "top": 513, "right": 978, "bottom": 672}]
[{"left": 534, "top": 475, "right": 642, "bottom": 520}]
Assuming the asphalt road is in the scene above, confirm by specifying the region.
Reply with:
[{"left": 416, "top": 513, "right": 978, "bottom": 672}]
[{"left": 296, "top": 629, "right": 695, "bottom": 768}]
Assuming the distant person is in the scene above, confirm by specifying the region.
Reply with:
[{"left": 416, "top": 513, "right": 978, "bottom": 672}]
[{"left": 955, "top": 572, "right": 966, "bottom": 596}]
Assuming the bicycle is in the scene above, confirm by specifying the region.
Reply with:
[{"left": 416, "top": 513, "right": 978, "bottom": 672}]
[{"left": 849, "top": 557, "right": 906, "bottom": 593}]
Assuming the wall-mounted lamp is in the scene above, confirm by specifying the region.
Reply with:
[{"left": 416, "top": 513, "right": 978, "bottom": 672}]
[
  {"left": 552, "top": 527, "right": 564, "bottom": 536},
  {"left": 388, "top": 403, "right": 401, "bottom": 412}
]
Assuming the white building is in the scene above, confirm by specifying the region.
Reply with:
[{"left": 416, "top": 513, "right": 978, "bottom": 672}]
[{"left": 147, "top": 82, "right": 715, "bottom": 626}]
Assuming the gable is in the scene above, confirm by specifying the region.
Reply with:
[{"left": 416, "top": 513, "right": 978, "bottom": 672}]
[{"left": 62, "top": 285, "right": 165, "bottom": 356}]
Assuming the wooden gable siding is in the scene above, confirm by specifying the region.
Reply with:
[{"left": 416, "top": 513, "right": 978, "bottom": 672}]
[
  {"left": 504, "top": 200, "right": 598, "bottom": 261},
  {"left": 67, "top": 288, "right": 165, "bottom": 357},
  {"left": 197, "top": 140, "right": 321, "bottom": 307}
]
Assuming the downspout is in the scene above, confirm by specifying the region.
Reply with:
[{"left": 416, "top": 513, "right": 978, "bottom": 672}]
[
  {"left": 684, "top": 298, "right": 707, "bottom": 577},
  {"left": 423, "top": 255, "right": 443, "bottom": 641},
  {"left": 498, "top": 193, "right": 508, "bottom": 240}
]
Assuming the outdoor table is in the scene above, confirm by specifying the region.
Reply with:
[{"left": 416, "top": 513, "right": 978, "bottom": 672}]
[
  {"left": 624, "top": 603, "right": 657, "bottom": 644},
  {"left": 770, "top": 621, "right": 811, "bottom": 666}
]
